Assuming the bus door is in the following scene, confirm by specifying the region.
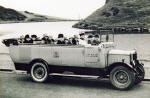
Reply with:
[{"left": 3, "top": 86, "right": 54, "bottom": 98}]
[{"left": 84, "top": 46, "right": 100, "bottom": 68}]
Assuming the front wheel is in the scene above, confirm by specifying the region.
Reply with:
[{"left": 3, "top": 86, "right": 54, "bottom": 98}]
[
  {"left": 110, "top": 66, "right": 135, "bottom": 90},
  {"left": 31, "top": 62, "right": 49, "bottom": 82}
]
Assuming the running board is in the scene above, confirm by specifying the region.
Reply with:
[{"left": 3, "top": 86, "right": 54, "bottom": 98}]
[
  {"left": 14, "top": 70, "right": 104, "bottom": 79},
  {"left": 50, "top": 73, "right": 101, "bottom": 79}
]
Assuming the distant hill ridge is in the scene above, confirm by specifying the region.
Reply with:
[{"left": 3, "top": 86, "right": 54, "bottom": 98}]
[
  {"left": 0, "top": 6, "right": 70, "bottom": 23},
  {"left": 0, "top": 6, "right": 26, "bottom": 22},
  {"left": 73, "top": 0, "right": 150, "bottom": 30}
]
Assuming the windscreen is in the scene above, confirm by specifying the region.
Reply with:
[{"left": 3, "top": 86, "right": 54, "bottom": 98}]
[
  {"left": 84, "top": 31, "right": 114, "bottom": 43},
  {"left": 100, "top": 33, "right": 114, "bottom": 42}
]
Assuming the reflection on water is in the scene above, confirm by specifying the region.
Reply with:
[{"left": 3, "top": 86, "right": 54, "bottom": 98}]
[{"left": 0, "top": 21, "right": 150, "bottom": 60}]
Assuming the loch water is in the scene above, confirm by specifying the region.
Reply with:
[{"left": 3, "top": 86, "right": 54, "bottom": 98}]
[{"left": 0, "top": 21, "right": 150, "bottom": 61}]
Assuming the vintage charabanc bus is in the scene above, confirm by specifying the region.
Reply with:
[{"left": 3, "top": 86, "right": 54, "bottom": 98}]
[{"left": 4, "top": 33, "right": 145, "bottom": 90}]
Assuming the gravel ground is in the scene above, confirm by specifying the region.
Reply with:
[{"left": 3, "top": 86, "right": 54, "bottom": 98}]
[{"left": 1, "top": 72, "right": 150, "bottom": 98}]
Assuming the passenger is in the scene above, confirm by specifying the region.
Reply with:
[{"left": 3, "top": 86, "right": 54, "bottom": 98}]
[
  {"left": 57, "top": 34, "right": 65, "bottom": 44},
  {"left": 48, "top": 35, "right": 55, "bottom": 44},
  {"left": 42, "top": 34, "right": 49, "bottom": 44},
  {"left": 75, "top": 35, "right": 79, "bottom": 45},
  {"left": 87, "top": 34, "right": 93, "bottom": 44},
  {"left": 31, "top": 34, "right": 43, "bottom": 44},
  {"left": 51, "top": 39, "right": 55, "bottom": 44},
  {"left": 78, "top": 33, "right": 88, "bottom": 45},
  {"left": 67, "top": 38, "right": 72, "bottom": 45},
  {"left": 72, "top": 38, "right": 77, "bottom": 45},
  {"left": 64, "top": 39, "right": 69, "bottom": 45},
  {"left": 18, "top": 35, "right": 24, "bottom": 43},
  {"left": 106, "top": 34, "right": 109, "bottom": 42},
  {"left": 92, "top": 34, "right": 100, "bottom": 45},
  {"left": 72, "top": 35, "right": 79, "bottom": 45},
  {"left": 23, "top": 34, "right": 33, "bottom": 43},
  {"left": 31, "top": 35, "right": 37, "bottom": 41},
  {"left": 3, "top": 38, "right": 18, "bottom": 46},
  {"left": 79, "top": 33, "right": 85, "bottom": 40}
]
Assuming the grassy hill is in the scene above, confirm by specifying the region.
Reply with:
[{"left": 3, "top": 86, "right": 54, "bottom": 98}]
[
  {"left": 0, "top": 6, "right": 26, "bottom": 22},
  {"left": 0, "top": 6, "right": 70, "bottom": 24},
  {"left": 73, "top": 0, "right": 150, "bottom": 32}
]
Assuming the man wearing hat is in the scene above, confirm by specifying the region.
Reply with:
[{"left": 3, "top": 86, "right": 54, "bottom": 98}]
[{"left": 57, "top": 34, "right": 65, "bottom": 44}]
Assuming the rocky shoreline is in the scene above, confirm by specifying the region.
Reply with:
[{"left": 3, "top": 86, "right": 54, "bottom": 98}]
[{"left": 73, "top": 0, "right": 150, "bottom": 33}]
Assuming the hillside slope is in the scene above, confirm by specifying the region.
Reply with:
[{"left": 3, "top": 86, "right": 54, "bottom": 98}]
[
  {"left": 73, "top": 0, "right": 150, "bottom": 30},
  {"left": 0, "top": 6, "right": 26, "bottom": 22},
  {"left": 0, "top": 6, "right": 68, "bottom": 23}
]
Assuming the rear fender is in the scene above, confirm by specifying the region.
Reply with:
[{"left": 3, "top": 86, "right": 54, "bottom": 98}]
[{"left": 27, "top": 58, "right": 49, "bottom": 73}]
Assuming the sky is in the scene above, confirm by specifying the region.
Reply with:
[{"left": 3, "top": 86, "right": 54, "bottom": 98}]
[{"left": 0, "top": 0, "right": 105, "bottom": 19}]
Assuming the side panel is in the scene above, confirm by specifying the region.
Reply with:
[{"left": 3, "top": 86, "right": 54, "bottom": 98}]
[
  {"left": 9, "top": 45, "right": 31, "bottom": 63},
  {"left": 84, "top": 46, "right": 103, "bottom": 68},
  {"left": 61, "top": 46, "right": 84, "bottom": 67},
  {"left": 84, "top": 46, "right": 109, "bottom": 68},
  {"left": 99, "top": 48, "right": 107, "bottom": 68},
  {"left": 9, "top": 46, "right": 20, "bottom": 63},
  {"left": 39, "top": 46, "right": 62, "bottom": 65},
  {"left": 19, "top": 45, "right": 31, "bottom": 63},
  {"left": 31, "top": 45, "right": 40, "bottom": 60},
  {"left": 9, "top": 45, "right": 108, "bottom": 69},
  {"left": 50, "top": 46, "right": 62, "bottom": 65}
]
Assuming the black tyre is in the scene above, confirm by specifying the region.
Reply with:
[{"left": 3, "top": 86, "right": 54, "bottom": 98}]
[
  {"left": 31, "top": 62, "right": 49, "bottom": 82},
  {"left": 135, "top": 64, "right": 145, "bottom": 84},
  {"left": 110, "top": 66, "right": 135, "bottom": 90}
]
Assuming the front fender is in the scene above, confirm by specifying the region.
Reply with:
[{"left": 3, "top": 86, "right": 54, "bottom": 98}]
[{"left": 107, "top": 62, "right": 135, "bottom": 74}]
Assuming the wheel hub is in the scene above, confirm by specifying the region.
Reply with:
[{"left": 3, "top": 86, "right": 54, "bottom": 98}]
[
  {"left": 115, "top": 71, "right": 128, "bottom": 84},
  {"left": 34, "top": 66, "right": 45, "bottom": 79}
]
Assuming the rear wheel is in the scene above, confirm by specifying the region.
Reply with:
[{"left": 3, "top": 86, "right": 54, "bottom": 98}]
[
  {"left": 110, "top": 66, "right": 135, "bottom": 90},
  {"left": 31, "top": 62, "right": 49, "bottom": 82}
]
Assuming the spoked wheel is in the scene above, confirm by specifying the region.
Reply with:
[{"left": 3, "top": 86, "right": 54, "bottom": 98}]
[
  {"left": 110, "top": 66, "right": 135, "bottom": 90},
  {"left": 31, "top": 62, "right": 49, "bottom": 82}
]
